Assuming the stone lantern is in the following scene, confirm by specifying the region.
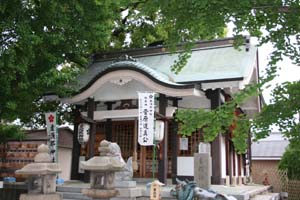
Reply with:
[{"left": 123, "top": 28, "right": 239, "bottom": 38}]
[
  {"left": 16, "top": 144, "right": 62, "bottom": 200},
  {"left": 80, "top": 140, "right": 126, "bottom": 199}
]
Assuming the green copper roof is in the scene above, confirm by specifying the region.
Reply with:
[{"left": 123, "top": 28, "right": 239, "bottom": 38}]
[
  {"left": 76, "top": 44, "right": 257, "bottom": 90},
  {"left": 136, "top": 45, "right": 257, "bottom": 83}
]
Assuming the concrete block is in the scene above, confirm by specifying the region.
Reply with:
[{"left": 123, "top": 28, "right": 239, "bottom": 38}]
[
  {"left": 231, "top": 176, "right": 237, "bottom": 187},
  {"left": 225, "top": 176, "right": 230, "bottom": 186},
  {"left": 194, "top": 153, "right": 211, "bottom": 190},
  {"left": 238, "top": 176, "right": 243, "bottom": 185}
]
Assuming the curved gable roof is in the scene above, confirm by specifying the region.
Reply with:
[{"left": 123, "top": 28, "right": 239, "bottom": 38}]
[{"left": 77, "top": 60, "right": 194, "bottom": 94}]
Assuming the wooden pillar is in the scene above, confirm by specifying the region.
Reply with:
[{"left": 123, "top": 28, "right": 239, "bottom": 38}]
[
  {"left": 87, "top": 98, "right": 96, "bottom": 159},
  {"left": 206, "top": 89, "right": 223, "bottom": 185},
  {"left": 233, "top": 146, "right": 236, "bottom": 177},
  {"left": 71, "top": 107, "right": 81, "bottom": 180},
  {"left": 238, "top": 154, "right": 241, "bottom": 176},
  {"left": 171, "top": 98, "right": 179, "bottom": 184},
  {"left": 84, "top": 98, "right": 96, "bottom": 182},
  {"left": 247, "top": 130, "right": 252, "bottom": 176},
  {"left": 242, "top": 154, "right": 246, "bottom": 177},
  {"left": 158, "top": 94, "right": 167, "bottom": 184},
  {"left": 105, "top": 102, "right": 115, "bottom": 141}
]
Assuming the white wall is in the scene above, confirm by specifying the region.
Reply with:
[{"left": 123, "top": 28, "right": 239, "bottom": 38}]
[
  {"left": 235, "top": 153, "right": 238, "bottom": 176},
  {"left": 220, "top": 135, "right": 227, "bottom": 178},
  {"left": 177, "top": 157, "right": 194, "bottom": 176},
  {"left": 58, "top": 147, "right": 72, "bottom": 180}
]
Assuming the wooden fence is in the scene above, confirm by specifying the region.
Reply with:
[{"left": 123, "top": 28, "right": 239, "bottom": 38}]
[
  {"left": 0, "top": 140, "right": 46, "bottom": 181},
  {"left": 278, "top": 170, "right": 300, "bottom": 200}
]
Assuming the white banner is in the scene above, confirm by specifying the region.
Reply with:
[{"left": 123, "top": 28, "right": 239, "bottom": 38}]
[
  {"left": 45, "top": 112, "right": 58, "bottom": 162},
  {"left": 138, "top": 92, "right": 155, "bottom": 146}
]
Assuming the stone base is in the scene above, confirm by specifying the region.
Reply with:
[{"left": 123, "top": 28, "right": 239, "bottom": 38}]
[
  {"left": 112, "top": 187, "right": 142, "bottom": 199},
  {"left": 82, "top": 188, "right": 118, "bottom": 199},
  {"left": 19, "top": 193, "right": 62, "bottom": 200},
  {"left": 114, "top": 180, "right": 136, "bottom": 188}
]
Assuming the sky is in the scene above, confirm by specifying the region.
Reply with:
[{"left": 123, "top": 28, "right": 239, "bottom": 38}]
[
  {"left": 226, "top": 22, "right": 300, "bottom": 104},
  {"left": 258, "top": 42, "right": 300, "bottom": 103}
]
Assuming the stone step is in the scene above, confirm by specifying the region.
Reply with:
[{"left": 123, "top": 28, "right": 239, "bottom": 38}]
[
  {"left": 57, "top": 184, "right": 89, "bottom": 193},
  {"left": 250, "top": 193, "right": 280, "bottom": 200},
  {"left": 58, "top": 191, "right": 92, "bottom": 200},
  {"left": 57, "top": 186, "right": 83, "bottom": 193}
]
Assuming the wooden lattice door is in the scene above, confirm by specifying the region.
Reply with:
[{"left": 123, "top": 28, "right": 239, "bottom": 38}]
[
  {"left": 111, "top": 121, "right": 135, "bottom": 160},
  {"left": 111, "top": 120, "right": 159, "bottom": 178}
]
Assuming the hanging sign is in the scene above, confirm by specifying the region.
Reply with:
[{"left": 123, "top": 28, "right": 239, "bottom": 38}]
[
  {"left": 138, "top": 92, "right": 155, "bottom": 146},
  {"left": 45, "top": 112, "right": 58, "bottom": 162},
  {"left": 180, "top": 137, "right": 188, "bottom": 150},
  {"left": 78, "top": 123, "right": 90, "bottom": 145},
  {"left": 154, "top": 120, "right": 164, "bottom": 142}
]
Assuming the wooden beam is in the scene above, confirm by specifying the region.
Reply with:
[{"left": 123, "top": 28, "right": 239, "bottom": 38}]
[{"left": 158, "top": 94, "right": 168, "bottom": 184}]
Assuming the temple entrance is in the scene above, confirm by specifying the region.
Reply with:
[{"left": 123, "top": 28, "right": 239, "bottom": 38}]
[
  {"left": 81, "top": 120, "right": 157, "bottom": 178},
  {"left": 81, "top": 120, "right": 201, "bottom": 179},
  {"left": 110, "top": 120, "right": 158, "bottom": 178}
]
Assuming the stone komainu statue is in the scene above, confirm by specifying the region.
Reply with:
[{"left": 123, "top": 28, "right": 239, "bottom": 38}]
[{"left": 103, "top": 141, "right": 133, "bottom": 181}]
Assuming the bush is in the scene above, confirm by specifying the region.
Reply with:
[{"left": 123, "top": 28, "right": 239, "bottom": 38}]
[{"left": 279, "top": 140, "right": 300, "bottom": 180}]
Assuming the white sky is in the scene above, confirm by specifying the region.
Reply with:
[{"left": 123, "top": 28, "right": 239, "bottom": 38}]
[
  {"left": 226, "top": 23, "right": 300, "bottom": 104},
  {"left": 258, "top": 42, "right": 300, "bottom": 103}
]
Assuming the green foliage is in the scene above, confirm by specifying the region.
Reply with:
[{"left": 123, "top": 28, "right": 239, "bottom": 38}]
[
  {"left": 0, "top": 0, "right": 121, "bottom": 123},
  {"left": 253, "top": 81, "right": 300, "bottom": 140},
  {"left": 168, "top": 1, "right": 300, "bottom": 152},
  {"left": 279, "top": 140, "right": 300, "bottom": 180},
  {"left": 0, "top": 124, "right": 25, "bottom": 144},
  {"left": 1, "top": 0, "right": 300, "bottom": 152}
]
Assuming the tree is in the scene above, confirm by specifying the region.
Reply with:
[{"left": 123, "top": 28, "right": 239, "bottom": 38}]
[
  {"left": 279, "top": 140, "right": 300, "bottom": 180},
  {"left": 254, "top": 81, "right": 300, "bottom": 140},
  {"left": 1, "top": 1, "right": 300, "bottom": 151}
]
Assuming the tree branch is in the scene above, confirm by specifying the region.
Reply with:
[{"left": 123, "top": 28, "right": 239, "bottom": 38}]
[{"left": 253, "top": 5, "right": 300, "bottom": 13}]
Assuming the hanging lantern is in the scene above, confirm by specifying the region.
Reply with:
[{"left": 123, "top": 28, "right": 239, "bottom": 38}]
[
  {"left": 78, "top": 123, "right": 90, "bottom": 146},
  {"left": 154, "top": 120, "right": 164, "bottom": 142}
]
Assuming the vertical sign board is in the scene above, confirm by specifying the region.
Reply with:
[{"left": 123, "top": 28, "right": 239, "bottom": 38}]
[
  {"left": 138, "top": 92, "right": 155, "bottom": 146},
  {"left": 45, "top": 112, "right": 58, "bottom": 162}
]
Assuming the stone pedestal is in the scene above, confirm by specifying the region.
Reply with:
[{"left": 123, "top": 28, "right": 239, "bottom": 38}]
[
  {"left": 111, "top": 181, "right": 142, "bottom": 200},
  {"left": 20, "top": 194, "right": 62, "bottom": 200},
  {"left": 194, "top": 153, "right": 212, "bottom": 190}
]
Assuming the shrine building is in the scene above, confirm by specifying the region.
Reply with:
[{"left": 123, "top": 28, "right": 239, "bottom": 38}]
[{"left": 62, "top": 37, "right": 261, "bottom": 185}]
